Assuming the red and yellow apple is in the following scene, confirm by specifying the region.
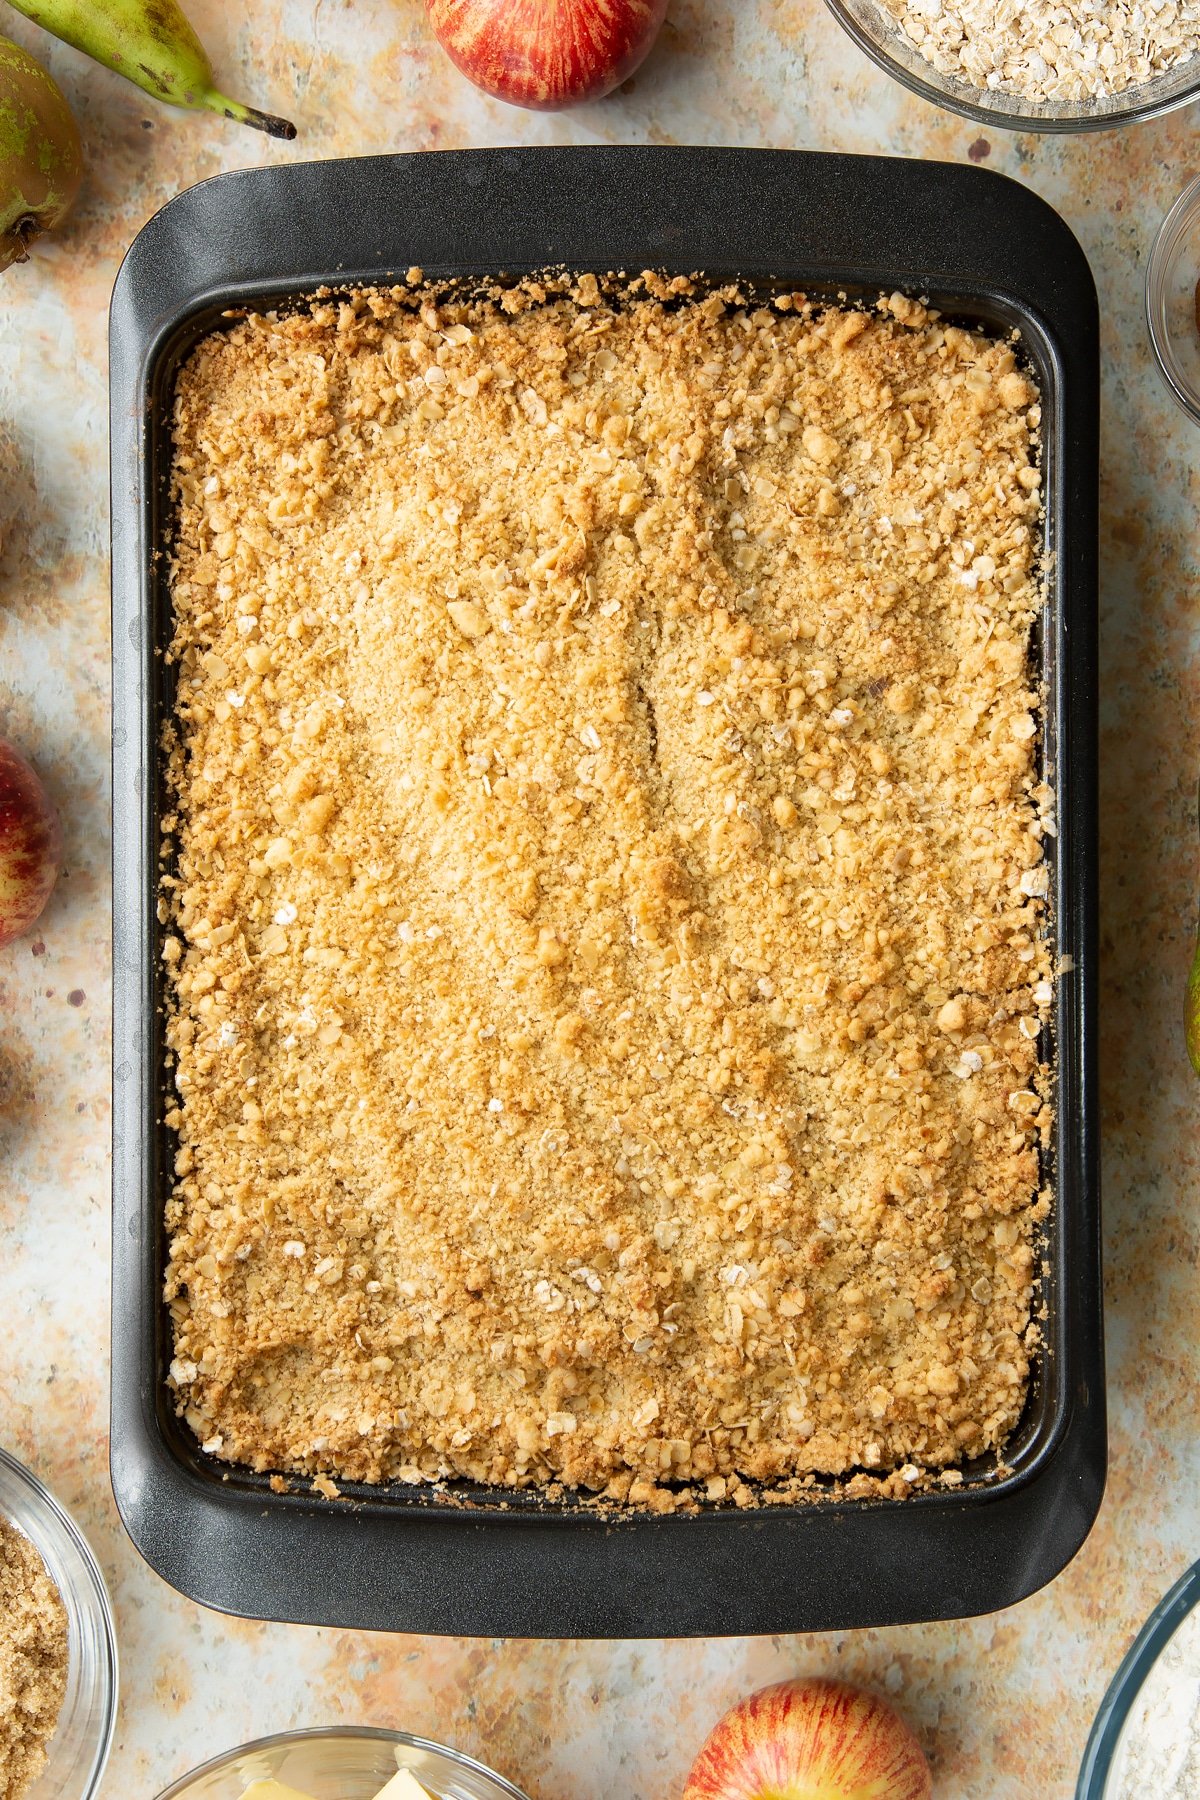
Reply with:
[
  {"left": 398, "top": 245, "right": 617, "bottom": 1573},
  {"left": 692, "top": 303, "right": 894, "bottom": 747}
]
[
  {"left": 425, "top": 0, "right": 669, "bottom": 110},
  {"left": 0, "top": 737, "right": 62, "bottom": 946},
  {"left": 683, "top": 1678, "right": 932, "bottom": 1800}
]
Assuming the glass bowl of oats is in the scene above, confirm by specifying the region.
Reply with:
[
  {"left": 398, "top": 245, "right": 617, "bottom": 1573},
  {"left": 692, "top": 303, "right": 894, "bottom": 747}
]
[
  {"left": 0, "top": 1447, "right": 117, "bottom": 1800},
  {"left": 823, "top": 0, "right": 1200, "bottom": 131}
]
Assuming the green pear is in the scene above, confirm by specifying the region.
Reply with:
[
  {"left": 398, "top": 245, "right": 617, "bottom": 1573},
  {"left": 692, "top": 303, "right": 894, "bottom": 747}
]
[
  {"left": 5, "top": 0, "right": 295, "bottom": 136},
  {"left": 0, "top": 35, "right": 81, "bottom": 273}
]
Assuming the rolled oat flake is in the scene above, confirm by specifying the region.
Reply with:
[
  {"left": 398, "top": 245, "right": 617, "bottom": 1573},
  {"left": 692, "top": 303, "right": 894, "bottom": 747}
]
[
  {"left": 879, "top": 0, "right": 1200, "bottom": 103},
  {"left": 1108, "top": 1602, "right": 1200, "bottom": 1799}
]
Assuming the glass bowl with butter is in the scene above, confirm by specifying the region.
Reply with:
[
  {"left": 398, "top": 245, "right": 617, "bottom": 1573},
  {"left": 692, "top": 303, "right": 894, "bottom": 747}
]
[{"left": 152, "top": 1728, "right": 530, "bottom": 1800}]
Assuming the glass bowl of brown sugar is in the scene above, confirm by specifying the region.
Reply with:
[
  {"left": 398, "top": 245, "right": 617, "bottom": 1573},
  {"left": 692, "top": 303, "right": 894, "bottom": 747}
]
[{"left": 0, "top": 1446, "right": 117, "bottom": 1800}]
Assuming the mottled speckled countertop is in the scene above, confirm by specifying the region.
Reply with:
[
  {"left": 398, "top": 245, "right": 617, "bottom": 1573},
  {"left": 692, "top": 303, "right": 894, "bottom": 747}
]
[{"left": 0, "top": 3, "right": 1197, "bottom": 1795}]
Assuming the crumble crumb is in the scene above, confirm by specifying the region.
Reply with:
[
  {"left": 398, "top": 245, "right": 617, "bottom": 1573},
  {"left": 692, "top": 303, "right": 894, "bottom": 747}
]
[
  {"left": 0, "top": 1517, "right": 68, "bottom": 1800},
  {"left": 163, "top": 277, "right": 1051, "bottom": 1506}
]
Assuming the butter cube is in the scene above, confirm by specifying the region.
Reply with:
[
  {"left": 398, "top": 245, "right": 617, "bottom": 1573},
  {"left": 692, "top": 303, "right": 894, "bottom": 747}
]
[
  {"left": 237, "top": 1770, "right": 435, "bottom": 1800},
  {"left": 372, "top": 1773, "right": 435, "bottom": 1800},
  {"left": 239, "top": 1781, "right": 321, "bottom": 1800}
]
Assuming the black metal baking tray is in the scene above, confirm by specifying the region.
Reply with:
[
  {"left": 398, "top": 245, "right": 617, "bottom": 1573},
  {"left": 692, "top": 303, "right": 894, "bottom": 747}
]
[{"left": 110, "top": 146, "right": 1102, "bottom": 1637}]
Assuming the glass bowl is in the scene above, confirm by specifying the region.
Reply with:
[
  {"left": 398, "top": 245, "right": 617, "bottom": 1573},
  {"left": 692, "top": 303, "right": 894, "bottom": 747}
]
[
  {"left": 153, "top": 1728, "right": 531, "bottom": 1800},
  {"left": 0, "top": 1445, "right": 118, "bottom": 1800},
  {"left": 823, "top": 0, "right": 1200, "bottom": 132},
  {"left": 1076, "top": 1557, "right": 1200, "bottom": 1796},
  {"left": 1147, "top": 172, "right": 1200, "bottom": 426}
]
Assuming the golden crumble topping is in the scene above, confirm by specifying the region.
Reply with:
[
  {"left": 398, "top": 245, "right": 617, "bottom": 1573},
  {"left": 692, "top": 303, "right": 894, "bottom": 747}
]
[{"left": 162, "top": 277, "right": 1053, "bottom": 1509}]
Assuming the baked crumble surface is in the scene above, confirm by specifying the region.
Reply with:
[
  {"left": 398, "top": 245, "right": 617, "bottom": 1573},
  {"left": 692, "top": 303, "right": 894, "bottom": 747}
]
[{"left": 162, "top": 278, "right": 1052, "bottom": 1508}]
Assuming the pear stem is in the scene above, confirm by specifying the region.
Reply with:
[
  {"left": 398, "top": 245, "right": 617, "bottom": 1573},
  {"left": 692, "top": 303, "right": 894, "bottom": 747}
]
[{"left": 205, "top": 89, "right": 297, "bottom": 137}]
